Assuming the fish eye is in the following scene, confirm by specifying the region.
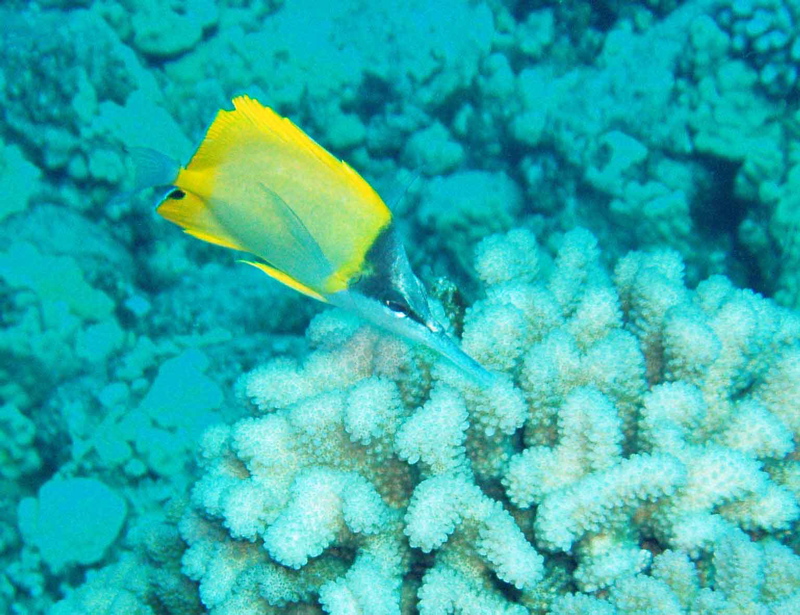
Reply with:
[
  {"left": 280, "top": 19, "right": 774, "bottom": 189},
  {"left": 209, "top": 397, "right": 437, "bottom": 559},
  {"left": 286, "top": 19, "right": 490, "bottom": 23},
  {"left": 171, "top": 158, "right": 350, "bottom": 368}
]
[
  {"left": 168, "top": 189, "right": 186, "bottom": 200},
  {"left": 384, "top": 299, "right": 409, "bottom": 319}
]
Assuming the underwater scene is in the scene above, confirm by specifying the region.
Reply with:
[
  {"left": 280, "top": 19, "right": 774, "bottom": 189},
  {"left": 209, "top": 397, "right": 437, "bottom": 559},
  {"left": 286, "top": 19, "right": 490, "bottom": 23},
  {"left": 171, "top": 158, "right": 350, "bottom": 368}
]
[{"left": 2, "top": 0, "right": 800, "bottom": 613}]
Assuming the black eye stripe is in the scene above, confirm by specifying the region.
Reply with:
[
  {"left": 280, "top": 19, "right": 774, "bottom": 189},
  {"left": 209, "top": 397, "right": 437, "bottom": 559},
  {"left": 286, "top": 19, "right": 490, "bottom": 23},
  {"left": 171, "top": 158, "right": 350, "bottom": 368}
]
[{"left": 382, "top": 299, "right": 408, "bottom": 318}]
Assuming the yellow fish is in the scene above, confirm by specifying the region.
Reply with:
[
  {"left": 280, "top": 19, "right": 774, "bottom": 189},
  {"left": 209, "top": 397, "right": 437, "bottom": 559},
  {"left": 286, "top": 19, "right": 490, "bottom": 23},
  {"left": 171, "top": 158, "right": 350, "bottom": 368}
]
[{"left": 134, "top": 95, "right": 494, "bottom": 387}]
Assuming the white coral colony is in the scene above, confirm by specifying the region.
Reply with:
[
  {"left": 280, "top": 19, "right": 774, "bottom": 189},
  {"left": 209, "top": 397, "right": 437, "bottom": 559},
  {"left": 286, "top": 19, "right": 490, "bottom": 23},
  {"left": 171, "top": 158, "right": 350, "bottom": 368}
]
[{"left": 177, "top": 228, "right": 800, "bottom": 612}]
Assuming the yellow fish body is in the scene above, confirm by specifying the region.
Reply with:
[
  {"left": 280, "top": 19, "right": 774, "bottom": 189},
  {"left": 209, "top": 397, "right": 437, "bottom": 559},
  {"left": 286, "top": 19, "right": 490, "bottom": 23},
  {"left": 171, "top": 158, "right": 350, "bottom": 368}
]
[{"left": 139, "top": 95, "right": 494, "bottom": 387}]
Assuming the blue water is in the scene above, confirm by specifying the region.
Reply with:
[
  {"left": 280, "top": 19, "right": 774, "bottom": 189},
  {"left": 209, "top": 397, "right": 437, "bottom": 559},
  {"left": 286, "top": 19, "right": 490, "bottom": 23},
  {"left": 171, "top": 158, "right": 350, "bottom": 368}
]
[{"left": 1, "top": 1, "right": 799, "bottom": 613}]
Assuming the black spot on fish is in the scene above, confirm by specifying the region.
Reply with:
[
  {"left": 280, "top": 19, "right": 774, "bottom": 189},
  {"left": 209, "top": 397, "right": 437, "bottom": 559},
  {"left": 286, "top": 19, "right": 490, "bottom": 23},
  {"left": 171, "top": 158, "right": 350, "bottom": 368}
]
[{"left": 169, "top": 189, "right": 186, "bottom": 200}]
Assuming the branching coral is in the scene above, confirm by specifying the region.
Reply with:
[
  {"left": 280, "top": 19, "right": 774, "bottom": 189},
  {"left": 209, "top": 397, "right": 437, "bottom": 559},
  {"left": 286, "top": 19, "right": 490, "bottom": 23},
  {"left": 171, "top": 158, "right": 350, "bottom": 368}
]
[{"left": 179, "top": 227, "right": 800, "bottom": 613}]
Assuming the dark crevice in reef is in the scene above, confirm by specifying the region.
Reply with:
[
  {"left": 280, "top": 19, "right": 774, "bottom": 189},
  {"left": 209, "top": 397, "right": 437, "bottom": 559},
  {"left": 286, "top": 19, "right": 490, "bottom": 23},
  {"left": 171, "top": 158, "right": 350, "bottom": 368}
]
[
  {"left": 691, "top": 157, "right": 744, "bottom": 237},
  {"left": 352, "top": 73, "right": 395, "bottom": 120},
  {"left": 691, "top": 155, "right": 765, "bottom": 294},
  {"left": 510, "top": 0, "right": 615, "bottom": 32},
  {"left": 731, "top": 230, "right": 769, "bottom": 298}
]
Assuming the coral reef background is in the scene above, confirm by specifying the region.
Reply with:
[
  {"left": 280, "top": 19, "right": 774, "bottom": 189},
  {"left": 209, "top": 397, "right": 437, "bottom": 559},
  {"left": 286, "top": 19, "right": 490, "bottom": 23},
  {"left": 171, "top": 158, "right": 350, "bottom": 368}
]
[{"left": 1, "top": 0, "right": 799, "bottom": 613}]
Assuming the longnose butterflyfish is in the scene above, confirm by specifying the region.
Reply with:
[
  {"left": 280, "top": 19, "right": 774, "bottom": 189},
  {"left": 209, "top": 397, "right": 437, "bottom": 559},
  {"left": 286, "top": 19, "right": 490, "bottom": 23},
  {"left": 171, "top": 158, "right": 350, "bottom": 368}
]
[{"left": 135, "top": 95, "right": 494, "bottom": 387}]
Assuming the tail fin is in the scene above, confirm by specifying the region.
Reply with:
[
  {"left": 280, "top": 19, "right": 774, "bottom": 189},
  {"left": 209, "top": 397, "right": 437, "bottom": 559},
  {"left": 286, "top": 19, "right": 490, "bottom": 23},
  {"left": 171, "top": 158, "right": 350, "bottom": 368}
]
[
  {"left": 127, "top": 146, "right": 180, "bottom": 192},
  {"left": 108, "top": 147, "right": 181, "bottom": 210}
]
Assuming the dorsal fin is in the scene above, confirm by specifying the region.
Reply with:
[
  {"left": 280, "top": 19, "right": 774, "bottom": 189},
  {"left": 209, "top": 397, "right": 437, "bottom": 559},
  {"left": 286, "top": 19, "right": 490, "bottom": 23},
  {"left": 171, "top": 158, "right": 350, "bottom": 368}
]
[{"left": 186, "top": 96, "right": 389, "bottom": 225}]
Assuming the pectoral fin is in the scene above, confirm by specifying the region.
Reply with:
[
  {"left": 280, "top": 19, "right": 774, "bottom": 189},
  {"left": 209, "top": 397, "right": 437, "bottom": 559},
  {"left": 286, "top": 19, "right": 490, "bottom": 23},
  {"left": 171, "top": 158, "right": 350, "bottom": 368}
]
[{"left": 251, "top": 183, "right": 335, "bottom": 287}]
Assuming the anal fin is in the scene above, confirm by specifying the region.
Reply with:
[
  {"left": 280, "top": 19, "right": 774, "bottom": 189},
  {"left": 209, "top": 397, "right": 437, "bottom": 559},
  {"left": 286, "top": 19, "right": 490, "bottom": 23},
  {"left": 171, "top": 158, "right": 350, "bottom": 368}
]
[
  {"left": 241, "top": 260, "right": 328, "bottom": 303},
  {"left": 157, "top": 190, "right": 247, "bottom": 252}
]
